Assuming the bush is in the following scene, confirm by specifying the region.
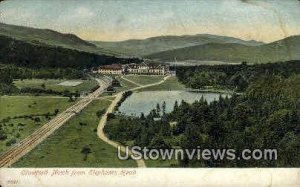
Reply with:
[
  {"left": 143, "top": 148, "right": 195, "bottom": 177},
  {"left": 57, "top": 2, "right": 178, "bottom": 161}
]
[
  {"left": 0, "top": 132, "right": 7, "bottom": 141},
  {"left": 96, "top": 109, "right": 106, "bottom": 118},
  {"left": 6, "top": 138, "right": 16, "bottom": 146},
  {"left": 34, "top": 117, "right": 41, "bottom": 122},
  {"left": 107, "top": 113, "right": 115, "bottom": 120}
]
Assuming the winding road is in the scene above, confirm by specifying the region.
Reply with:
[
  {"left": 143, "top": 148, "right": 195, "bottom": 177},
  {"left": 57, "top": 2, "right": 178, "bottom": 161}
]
[
  {"left": 97, "top": 75, "right": 170, "bottom": 168},
  {"left": 0, "top": 75, "right": 170, "bottom": 168}
]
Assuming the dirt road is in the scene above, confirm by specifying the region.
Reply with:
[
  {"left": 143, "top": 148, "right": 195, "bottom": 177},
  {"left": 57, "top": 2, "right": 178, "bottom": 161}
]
[{"left": 97, "top": 75, "right": 170, "bottom": 168}]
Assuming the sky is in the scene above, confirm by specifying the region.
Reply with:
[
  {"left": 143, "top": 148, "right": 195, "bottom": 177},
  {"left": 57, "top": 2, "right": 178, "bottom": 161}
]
[{"left": 0, "top": 0, "right": 300, "bottom": 42}]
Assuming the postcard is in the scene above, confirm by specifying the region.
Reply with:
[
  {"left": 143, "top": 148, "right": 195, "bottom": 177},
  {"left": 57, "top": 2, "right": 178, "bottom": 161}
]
[{"left": 0, "top": 0, "right": 299, "bottom": 186}]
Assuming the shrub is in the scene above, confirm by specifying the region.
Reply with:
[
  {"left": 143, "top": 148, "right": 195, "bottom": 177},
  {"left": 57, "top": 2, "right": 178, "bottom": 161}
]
[
  {"left": 6, "top": 138, "right": 16, "bottom": 146},
  {"left": 107, "top": 113, "right": 115, "bottom": 120}
]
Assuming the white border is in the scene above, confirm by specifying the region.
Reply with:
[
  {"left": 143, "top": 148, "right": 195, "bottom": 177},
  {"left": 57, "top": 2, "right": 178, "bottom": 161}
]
[{"left": 1, "top": 168, "right": 299, "bottom": 187}]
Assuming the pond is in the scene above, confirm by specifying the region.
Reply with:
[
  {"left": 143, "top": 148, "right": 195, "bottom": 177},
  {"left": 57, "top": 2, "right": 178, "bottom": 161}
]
[{"left": 118, "top": 91, "right": 229, "bottom": 116}]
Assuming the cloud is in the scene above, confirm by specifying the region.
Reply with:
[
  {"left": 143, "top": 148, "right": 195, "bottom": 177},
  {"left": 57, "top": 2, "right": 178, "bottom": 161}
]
[
  {"left": 0, "top": 7, "right": 34, "bottom": 24},
  {"left": 0, "top": 0, "right": 299, "bottom": 42},
  {"left": 60, "top": 6, "right": 95, "bottom": 23},
  {"left": 74, "top": 6, "right": 95, "bottom": 19}
]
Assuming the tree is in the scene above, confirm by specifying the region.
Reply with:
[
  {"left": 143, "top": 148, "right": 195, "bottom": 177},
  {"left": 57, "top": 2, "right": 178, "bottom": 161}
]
[
  {"left": 0, "top": 131, "right": 7, "bottom": 140},
  {"left": 173, "top": 101, "right": 179, "bottom": 112},
  {"left": 68, "top": 95, "right": 74, "bottom": 102},
  {"left": 156, "top": 103, "right": 161, "bottom": 114},
  {"left": 34, "top": 117, "right": 41, "bottom": 122},
  {"left": 41, "top": 83, "right": 46, "bottom": 89},
  {"left": 6, "top": 138, "right": 16, "bottom": 146},
  {"left": 140, "top": 112, "right": 145, "bottom": 120},
  {"left": 96, "top": 109, "right": 105, "bottom": 118},
  {"left": 135, "top": 127, "right": 151, "bottom": 147},
  {"left": 75, "top": 90, "right": 80, "bottom": 97},
  {"left": 107, "top": 113, "right": 115, "bottom": 120},
  {"left": 79, "top": 122, "right": 87, "bottom": 126},
  {"left": 81, "top": 146, "right": 92, "bottom": 161},
  {"left": 162, "top": 101, "right": 166, "bottom": 115},
  {"left": 149, "top": 132, "right": 170, "bottom": 149},
  {"left": 54, "top": 109, "right": 59, "bottom": 115}
]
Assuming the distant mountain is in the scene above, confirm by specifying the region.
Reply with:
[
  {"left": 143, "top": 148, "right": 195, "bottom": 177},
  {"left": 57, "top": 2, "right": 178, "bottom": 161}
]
[
  {"left": 2, "top": 23, "right": 298, "bottom": 65},
  {"left": 0, "top": 23, "right": 118, "bottom": 56},
  {"left": 0, "top": 23, "right": 140, "bottom": 68},
  {"left": 145, "top": 35, "right": 300, "bottom": 64},
  {"left": 91, "top": 34, "right": 264, "bottom": 56}
]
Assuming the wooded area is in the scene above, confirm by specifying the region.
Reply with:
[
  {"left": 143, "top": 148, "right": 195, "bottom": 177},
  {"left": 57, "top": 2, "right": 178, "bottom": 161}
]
[{"left": 105, "top": 61, "right": 300, "bottom": 167}]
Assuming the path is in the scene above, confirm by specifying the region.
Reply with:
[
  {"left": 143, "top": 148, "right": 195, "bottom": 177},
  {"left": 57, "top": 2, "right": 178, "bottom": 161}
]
[{"left": 120, "top": 76, "right": 143, "bottom": 87}]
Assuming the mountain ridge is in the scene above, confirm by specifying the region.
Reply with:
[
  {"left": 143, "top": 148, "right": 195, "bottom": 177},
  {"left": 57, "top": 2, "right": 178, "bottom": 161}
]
[
  {"left": 0, "top": 23, "right": 141, "bottom": 68},
  {"left": 144, "top": 35, "right": 300, "bottom": 64},
  {"left": 0, "top": 22, "right": 119, "bottom": 56},
  {"left": 91, "top": 34, "right": 264, "bottom": 56},
  {"left": 1, "top": 22, "right": 299, "bottom": 65}
]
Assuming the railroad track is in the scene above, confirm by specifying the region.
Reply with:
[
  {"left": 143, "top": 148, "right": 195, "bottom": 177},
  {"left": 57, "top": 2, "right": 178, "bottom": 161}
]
[{"left": 0, "top": 77, "right": 112, "bottom": 167}]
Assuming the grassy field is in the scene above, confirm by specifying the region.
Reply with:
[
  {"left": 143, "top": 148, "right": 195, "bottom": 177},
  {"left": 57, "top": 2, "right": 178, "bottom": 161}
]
[
  {"left": 122, "top": 75, "right": 164, "bottom": 85},
  {"left": 101, "top": 76, "right": 138, "bottom": 96},
  {"left": 138, "top": 76, "right": 185, "bottom": 91},
  {"left": 13, "top": 99, "right": 136, "bottom": 167},
  {"left": 97, "top": 96, "right": 116, "bottom": 102},
  {"left": 102, "top": 75, "right": 176, "bottom": 96},
  {"left": 0, "top": 96, "right": 72, "bottom": 153},
  {"left": 14, "top": 79, "right": 98, "bottom": 94}
]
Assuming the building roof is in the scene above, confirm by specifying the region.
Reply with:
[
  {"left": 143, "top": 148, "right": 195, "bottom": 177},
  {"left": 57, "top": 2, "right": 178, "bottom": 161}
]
[
  {"left": 99, "top": 64, "right": 123, "bottom": 70},
  {"left": 126, "top": 62, "right": 164, "bottom": 69}
]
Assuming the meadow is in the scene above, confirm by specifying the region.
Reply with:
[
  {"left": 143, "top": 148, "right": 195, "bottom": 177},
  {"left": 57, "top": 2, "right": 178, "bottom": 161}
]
[
  {"left": 122, "top": 75, "right": 164, "bottom": 85},
  {"left": 13, "top": 99, "right": 136, "bottom": 167},
  {"left": 101, "top": 76, "right": 137, "bottom": 96},
  {"left": 138, "top": 76, "right": 185, "bottom": 91},
  {"left": 0, "top": 96, "right": 72, "bottom": 153},
  {"left": 13, "top": 79, "right": 98, "bottom": 94}
]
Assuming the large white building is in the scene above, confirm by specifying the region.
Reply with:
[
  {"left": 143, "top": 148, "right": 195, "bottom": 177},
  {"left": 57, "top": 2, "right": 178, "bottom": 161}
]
[
  {"left": 95, "top": 62, "right": 169, "bottom": 75},
  {"left": 125, "top": 62, "right": 168, "bottom": 75}
]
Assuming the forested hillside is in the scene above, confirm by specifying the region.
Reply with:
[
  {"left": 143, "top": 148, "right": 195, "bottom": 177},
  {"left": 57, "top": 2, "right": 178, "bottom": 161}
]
[
  {"left": 0, "top": 35, "right": 140, "bottom": 68},
  {"left": 176, "top": 61, "right": 300, "bottom": 91},
  {"left": 104, "top": 61, "right": 300, "bottom": 167},
  {"left": 0, "top": 23, "right": 118, "bottom": 56}
]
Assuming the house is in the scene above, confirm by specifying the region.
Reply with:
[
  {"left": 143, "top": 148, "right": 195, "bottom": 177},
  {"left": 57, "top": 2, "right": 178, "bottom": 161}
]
[
  {"left": 95, "top": 61, "right": 169, "bottom": 75},
  {"left": 148, "top": 63, "right": 168, "bottom": 75},
  {"left": 125, "top": 62, "right": 169, "bottom": 75},
  {"left": 97, "top": 64, "right": 124, "bottom": 75}
]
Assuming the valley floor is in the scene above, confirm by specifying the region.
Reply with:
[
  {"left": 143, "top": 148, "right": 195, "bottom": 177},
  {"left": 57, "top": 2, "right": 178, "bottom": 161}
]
[
  {"left": 1, "top": 74, "right": 191, "bottom": 167},
  {"left": 0, "top": 96, "right": 73, "bottom": 153},
  {"left": 13, "top": 99, "right": 136, "bottom": 167}
]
